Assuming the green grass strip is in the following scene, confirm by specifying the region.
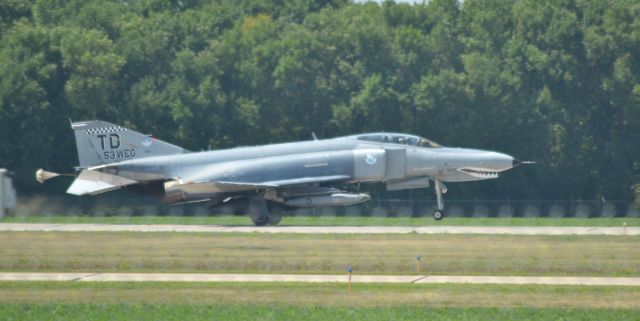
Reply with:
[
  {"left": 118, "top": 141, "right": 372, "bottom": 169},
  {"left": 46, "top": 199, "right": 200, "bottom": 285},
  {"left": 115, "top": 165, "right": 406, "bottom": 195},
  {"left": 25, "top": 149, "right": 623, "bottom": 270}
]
[
  {"left": 1, "top": 282, "right": 639, "bottom": 310},
  {"left": 2, "top": 304, "right": 639, "bottom": 321},
  {"left": 2, "top": 232, "right": 638, "bottom": 276},
  {"left": 2, "top": 215, "right": 639, "bottom": 226}
]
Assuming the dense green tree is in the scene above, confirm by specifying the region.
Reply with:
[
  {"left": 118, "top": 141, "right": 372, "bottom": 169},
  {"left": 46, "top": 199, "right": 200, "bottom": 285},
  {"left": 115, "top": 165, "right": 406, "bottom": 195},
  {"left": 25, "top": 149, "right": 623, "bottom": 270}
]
[
  {"left": 0, "top": 0, "right": 34, "bottom": 36},
  {"left": 0, "top": 0, "right": 638, "bottom": 203},
  {"left": 0, "top": 21, "right": 72, "bottom": 188}
]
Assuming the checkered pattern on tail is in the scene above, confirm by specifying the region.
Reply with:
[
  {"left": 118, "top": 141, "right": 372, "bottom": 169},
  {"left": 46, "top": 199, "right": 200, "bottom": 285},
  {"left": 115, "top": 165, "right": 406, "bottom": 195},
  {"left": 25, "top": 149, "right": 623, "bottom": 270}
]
[{"left": 83, "top": 126, "right": 127, "bottom": 135}]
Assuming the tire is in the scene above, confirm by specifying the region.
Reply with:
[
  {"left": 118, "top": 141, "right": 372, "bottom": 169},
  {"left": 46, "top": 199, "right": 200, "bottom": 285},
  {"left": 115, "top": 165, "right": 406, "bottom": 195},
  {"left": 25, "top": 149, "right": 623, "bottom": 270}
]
[
  {"left": 267, "top": 214, "right": 282, "bottom": 225},
  {"left": 251, "top": 216, "right": 269, "bottom": 226},
  {"left": 433, "top": 210, "right": 444, "bottom": 220}
]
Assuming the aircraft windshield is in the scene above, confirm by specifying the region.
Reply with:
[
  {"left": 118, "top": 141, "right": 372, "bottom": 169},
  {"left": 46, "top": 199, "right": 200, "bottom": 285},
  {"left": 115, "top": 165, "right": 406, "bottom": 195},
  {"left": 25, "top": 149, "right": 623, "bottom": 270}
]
[
  {"left": 356, "top": 133, "right": 441, "bottom": 148},
  {"left": 418, "top": 137, "right": 441, "bottom": 148}
]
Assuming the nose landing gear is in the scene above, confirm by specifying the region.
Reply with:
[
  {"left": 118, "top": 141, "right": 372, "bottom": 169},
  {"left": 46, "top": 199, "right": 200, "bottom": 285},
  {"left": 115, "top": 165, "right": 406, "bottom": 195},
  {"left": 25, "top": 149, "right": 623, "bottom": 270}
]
[{"left": 433, "top": 179, "right": 446, "bottom": 220}]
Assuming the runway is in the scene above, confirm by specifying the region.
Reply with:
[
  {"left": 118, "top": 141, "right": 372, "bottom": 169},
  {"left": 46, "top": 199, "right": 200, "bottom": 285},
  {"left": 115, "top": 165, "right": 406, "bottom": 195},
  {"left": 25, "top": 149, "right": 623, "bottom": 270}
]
[
  {"left": 0, "top": 223, "right": 637, "bottom": 235},
  {"left": 1, "top": 272, "right": 639, "bottom": 286}
]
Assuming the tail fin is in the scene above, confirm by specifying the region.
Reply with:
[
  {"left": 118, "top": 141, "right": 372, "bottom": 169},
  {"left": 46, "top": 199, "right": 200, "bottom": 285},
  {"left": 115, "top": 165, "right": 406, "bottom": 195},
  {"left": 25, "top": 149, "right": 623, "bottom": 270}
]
[{"left": 71, "top": 120, "right": 186, "bottom": 168}]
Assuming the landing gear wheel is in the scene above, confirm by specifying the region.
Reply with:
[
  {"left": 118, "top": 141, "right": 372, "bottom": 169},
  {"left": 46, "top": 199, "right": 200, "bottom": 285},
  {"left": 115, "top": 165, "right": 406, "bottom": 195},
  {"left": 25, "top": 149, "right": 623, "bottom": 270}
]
[
  {"left": 433, "top": 210, "right": 444, "bottom": 220},
  {"left": 266, "top": 214, "right": 282, "bottom": 226},
  {"left": 265, "top": 201, "right": 285, "bottom": 226}
]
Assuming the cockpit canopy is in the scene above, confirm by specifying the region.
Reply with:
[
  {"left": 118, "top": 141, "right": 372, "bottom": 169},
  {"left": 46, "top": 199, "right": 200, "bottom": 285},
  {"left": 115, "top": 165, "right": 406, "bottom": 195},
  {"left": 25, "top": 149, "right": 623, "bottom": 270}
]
[{"left": 354, "top": 133, "right": 441, "bottom": 148}]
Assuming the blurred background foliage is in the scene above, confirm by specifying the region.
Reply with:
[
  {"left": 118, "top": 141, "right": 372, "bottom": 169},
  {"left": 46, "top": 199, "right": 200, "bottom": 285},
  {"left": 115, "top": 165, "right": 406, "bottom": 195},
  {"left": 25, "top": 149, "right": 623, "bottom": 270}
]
[{"left": 0, "top": 0, "right": 638, "bottom": 202}]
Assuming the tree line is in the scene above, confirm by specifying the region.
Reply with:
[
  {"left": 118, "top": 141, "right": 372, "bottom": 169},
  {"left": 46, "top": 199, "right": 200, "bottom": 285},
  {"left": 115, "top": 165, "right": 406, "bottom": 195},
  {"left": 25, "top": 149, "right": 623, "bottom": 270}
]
[{"left": 1, "top": 0, "right": 639, "bottom": 203}]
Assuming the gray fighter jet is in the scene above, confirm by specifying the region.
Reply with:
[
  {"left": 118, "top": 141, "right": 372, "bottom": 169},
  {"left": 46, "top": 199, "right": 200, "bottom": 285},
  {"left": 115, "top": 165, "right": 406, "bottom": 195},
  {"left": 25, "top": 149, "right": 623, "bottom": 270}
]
[{"left": 37, "top": 120, "right": 531, "bottom": 225}]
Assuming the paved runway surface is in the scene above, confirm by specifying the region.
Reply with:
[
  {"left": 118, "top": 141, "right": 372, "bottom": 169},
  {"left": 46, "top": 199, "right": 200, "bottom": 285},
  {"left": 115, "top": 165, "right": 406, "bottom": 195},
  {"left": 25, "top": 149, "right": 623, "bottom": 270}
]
[
  {"left": 1, "top": 272, "right": 639, "bottom": 286},
  {"left": 0, "top": 223, "right": 637, "bottom": 235}
]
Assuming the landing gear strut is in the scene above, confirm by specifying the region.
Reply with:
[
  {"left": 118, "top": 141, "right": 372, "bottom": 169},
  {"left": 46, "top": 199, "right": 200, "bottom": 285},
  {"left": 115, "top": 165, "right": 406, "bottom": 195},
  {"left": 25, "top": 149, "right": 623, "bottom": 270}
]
[{"left": 433, "top": 179, "right": 445, "bottom": 220}]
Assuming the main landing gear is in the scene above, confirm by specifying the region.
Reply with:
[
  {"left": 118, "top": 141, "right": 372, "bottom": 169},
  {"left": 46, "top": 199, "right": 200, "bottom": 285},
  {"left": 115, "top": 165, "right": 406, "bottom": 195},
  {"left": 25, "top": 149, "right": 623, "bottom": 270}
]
[
  {"left": 248, "top": 196, "right": 282, "bottom": 226},
  {"left": 251, "top": 214, "right": 281, "bottom": 226},
  {"left": 433, "top": 179, "right": 446, "bottom": 220}
]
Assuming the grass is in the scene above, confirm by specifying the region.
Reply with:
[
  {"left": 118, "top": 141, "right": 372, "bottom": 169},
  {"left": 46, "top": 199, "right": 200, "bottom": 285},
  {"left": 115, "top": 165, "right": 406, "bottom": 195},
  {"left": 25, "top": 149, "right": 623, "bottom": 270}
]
[
  {"left": 2, "top": 214, "right": 639, "bottom": 226},
  {"left": 0, "top": 281, "right": 639, "bottom": 309},
  {"left": 3, "top": 304, "right": 639, "bottom": 321},
  {"left": 1, "top": 282, "right": 639, "bottom": 321},
  {"left": 4, "top": 216, "right": 638, "bottom": 320},
  {"left": 1, "top": 232, "right": 638, "bottom": 276}
]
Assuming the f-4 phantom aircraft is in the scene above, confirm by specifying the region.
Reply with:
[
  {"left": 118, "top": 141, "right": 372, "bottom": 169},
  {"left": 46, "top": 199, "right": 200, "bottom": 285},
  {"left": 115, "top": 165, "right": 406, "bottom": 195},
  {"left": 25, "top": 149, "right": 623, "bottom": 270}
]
[{"left": 37, "top": 120, "right": 532, "bottom": 225}]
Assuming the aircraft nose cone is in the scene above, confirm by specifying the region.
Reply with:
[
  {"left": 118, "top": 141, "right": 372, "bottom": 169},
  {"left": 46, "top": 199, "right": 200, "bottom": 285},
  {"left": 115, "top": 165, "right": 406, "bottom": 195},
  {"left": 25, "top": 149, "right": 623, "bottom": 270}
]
[{"left": 484, "top": 152, "right": 515, "bottom": 171}]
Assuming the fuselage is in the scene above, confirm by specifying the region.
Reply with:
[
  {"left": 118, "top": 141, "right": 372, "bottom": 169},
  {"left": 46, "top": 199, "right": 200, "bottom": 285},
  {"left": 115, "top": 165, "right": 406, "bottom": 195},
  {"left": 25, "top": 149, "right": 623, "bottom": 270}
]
[{"left": 101, "top": 133, "right": 516, "bottom": 189}]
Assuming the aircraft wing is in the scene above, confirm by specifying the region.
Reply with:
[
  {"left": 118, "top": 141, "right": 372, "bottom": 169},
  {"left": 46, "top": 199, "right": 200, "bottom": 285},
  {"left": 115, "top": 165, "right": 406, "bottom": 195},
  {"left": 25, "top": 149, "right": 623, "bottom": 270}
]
[
  {"left": 262, "top": 175, "right": 351, "bottom": 187},
  {"left": 67, "top": 170, "right": 138, "bottom": 196},
  {"left": 207, "top": 181, "right": 279, "bottom": 191},
  {"left": 169, "top": 175, "right": 351, "bottom": 195}
]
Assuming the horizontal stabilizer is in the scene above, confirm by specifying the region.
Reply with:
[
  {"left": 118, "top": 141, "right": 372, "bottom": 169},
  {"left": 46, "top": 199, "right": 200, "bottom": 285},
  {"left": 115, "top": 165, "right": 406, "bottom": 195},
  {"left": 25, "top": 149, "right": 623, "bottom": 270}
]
[{"left": 67, "top": 170, "right": 138, "bottom": 195}]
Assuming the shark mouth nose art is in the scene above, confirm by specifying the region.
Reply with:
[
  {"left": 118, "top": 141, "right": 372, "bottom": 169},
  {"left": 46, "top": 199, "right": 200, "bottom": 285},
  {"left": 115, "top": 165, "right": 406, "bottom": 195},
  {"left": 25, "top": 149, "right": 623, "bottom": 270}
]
[{"left": 458, "top": 167, "right": 499, "bottom": 178}]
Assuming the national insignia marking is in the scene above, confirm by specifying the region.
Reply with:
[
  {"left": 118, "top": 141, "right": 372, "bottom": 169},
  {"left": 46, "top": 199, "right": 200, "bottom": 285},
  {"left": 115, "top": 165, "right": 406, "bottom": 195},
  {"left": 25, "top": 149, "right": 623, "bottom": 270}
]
[{"left": 365, "top": 154, "right": 377, "bottom": 165}]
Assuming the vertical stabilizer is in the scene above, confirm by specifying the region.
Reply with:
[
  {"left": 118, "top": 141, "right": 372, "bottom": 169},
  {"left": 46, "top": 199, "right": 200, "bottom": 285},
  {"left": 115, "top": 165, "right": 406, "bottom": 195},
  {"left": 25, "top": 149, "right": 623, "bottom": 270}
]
[{"left": 71, "top": 120, "right": 186, "bottom": 168}]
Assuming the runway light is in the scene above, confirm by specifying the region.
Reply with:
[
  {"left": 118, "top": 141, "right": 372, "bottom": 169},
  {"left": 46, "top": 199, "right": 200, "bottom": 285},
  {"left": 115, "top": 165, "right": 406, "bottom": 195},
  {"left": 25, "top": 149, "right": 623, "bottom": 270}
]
[
  {"left": 623, "top": 222, "right": 627, "bottom": 235},
  {"left": 347, "top": 266, "right": 353, "bottom": 294},
  {"left": 416, "top": 256, "right": 421, "bottom": 273}
]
